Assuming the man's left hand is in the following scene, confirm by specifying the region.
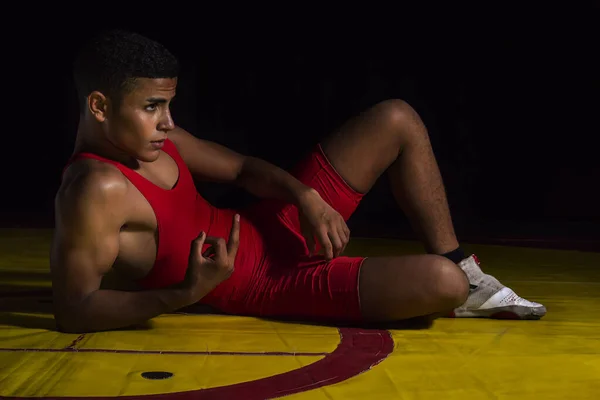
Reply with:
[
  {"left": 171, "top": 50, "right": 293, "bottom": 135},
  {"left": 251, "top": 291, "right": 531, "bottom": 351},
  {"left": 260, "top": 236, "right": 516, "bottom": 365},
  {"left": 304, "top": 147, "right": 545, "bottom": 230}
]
[{"left": 297, "top": 189, "right": 350, "bottom": 260}]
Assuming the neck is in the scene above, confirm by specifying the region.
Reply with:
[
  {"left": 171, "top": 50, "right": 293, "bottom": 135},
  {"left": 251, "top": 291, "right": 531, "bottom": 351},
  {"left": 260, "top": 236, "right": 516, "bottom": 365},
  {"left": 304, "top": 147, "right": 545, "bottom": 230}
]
[{"left": 74, "top": 117, "right": 141, "bottom": 169}]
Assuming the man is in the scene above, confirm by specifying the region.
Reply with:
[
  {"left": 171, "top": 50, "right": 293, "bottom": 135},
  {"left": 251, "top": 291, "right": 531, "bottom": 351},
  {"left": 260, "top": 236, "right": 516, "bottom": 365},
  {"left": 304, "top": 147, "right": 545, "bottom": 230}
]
[{"left": 51, "top": 29, "right": 545, "bottom": 333}]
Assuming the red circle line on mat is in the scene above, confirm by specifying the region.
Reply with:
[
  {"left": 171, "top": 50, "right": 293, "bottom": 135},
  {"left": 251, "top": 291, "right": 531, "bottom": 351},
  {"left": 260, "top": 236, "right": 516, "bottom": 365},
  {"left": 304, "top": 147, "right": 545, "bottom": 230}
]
[{"left": 0, "top": 327, "right": 394, "bottom": 400}]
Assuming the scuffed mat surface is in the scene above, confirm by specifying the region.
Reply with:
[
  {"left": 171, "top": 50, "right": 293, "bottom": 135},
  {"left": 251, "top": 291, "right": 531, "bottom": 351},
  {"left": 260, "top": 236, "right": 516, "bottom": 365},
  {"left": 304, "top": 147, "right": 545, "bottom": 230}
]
[{"left": 1, "top": 230, "right": 599, "bottom": 399}]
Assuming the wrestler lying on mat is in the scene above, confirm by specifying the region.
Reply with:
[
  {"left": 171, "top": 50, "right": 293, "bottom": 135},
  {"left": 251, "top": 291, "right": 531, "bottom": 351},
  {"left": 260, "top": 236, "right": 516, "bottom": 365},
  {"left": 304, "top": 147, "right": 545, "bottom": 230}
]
[{"left": 51, "top": 29, "right": 546, "bottom": 333}]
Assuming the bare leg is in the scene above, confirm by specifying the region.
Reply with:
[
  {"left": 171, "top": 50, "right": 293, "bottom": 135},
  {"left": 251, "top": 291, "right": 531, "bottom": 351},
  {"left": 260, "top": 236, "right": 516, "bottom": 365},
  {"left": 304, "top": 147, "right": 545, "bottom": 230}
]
[
  {"left": 358, "top": 255, "right": 468, "bottom": 321},
  {"left": 321, "top": 99, "right": 546, "bottom": 320},
  {"left": 321, "top": 99, "right": 458, "bottom": 254}
]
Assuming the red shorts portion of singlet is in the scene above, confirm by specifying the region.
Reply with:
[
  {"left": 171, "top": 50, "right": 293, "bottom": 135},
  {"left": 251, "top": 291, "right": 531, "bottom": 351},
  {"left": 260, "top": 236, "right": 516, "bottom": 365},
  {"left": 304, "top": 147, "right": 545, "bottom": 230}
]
[{"left": 199, "top": 144, "right": 367, "bottom": 322}]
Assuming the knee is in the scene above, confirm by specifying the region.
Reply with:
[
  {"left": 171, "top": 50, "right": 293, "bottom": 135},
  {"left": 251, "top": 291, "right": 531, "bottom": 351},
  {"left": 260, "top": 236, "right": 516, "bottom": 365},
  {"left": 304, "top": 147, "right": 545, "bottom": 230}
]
[
  {"left": 431, "top": 256, "right": 470, "bottom": 310},
  {"left": 373, "top": 99, "right": 412, "bottom": 125},
  {"left": 371, "top": 99, "right": 426, "bottom": 145}
]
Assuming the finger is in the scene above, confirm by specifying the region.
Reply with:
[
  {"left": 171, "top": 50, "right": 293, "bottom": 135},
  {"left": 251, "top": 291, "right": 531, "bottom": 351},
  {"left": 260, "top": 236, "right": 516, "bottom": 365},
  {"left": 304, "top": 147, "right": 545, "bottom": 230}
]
[
  {"left": 340, "top": 222, "right": 350, "bottom": 254},
  {"left": 317, "top": 227, "right": 334, "bottom": 260},
  {"left": 328, "top": 229, "right": 344, "bottom": 258},
  {"left": 340, "top": 232, "right": 348, "bottom": 255},
  {"left": 227, "top": 214, "right": 241, "bottom": 260},
  {"left": 304, "top": 232, "right": 316, "bottom": 256},
  {"left": 341, "top": 236, "right": 349, "bottom": 256},
  {"left": 203, "top": 236, "right": 228, "bottom": 263},
  {"left": 190, "top": 231, "right": 207, "bottom": 257},
  {"left": 202, "top": 246, "right": 216, "bottom": 259}
]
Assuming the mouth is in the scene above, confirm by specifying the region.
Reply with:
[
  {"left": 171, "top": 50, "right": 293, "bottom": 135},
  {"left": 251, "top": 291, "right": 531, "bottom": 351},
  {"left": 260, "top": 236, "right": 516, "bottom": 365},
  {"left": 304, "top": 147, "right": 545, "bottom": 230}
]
[{"left": 150, "top": 138, "right": 167, "bottom": 149}]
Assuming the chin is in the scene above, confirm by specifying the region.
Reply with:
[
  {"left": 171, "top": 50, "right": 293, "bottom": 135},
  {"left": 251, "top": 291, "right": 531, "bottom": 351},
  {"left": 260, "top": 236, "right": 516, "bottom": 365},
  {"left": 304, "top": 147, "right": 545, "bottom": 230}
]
[{"left": 137, "top": 150, "right": 161, "bottom": 163}]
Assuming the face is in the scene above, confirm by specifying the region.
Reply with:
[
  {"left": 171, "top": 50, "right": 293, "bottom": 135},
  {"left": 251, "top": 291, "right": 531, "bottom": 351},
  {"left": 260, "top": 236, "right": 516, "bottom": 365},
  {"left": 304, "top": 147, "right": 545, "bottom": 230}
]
[{"left": 89, "top": 77, "right": 178, "bottom": 162}]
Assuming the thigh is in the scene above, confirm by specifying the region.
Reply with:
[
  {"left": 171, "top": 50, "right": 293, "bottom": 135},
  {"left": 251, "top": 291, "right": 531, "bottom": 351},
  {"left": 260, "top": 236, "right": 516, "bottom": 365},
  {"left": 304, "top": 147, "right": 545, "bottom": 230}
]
[
  {"left": 321, "top": 99, "right": 424, "bottom": 193},
  {"left": 288, "top": 144, "right": 365, "bottom": 222},
  {"left": 237, "top": 255, "right": 366, "bottom": 322}
]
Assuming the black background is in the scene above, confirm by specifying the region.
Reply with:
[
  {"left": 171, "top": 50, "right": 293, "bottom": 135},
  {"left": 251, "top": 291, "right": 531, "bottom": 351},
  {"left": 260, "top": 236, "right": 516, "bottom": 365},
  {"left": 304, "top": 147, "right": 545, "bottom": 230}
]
[{"left": 3, "top": 5, "right": 599, "bottom": 250}]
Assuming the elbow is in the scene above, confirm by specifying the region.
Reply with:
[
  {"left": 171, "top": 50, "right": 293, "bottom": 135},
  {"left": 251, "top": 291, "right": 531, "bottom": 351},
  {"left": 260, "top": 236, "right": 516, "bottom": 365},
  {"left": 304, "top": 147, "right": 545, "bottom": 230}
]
[
  {"left": 234, "top": 156, "right": 250, "bottom": 183},
  {"left": 53, "top": 308, "right": 92, "bottom": 334}
]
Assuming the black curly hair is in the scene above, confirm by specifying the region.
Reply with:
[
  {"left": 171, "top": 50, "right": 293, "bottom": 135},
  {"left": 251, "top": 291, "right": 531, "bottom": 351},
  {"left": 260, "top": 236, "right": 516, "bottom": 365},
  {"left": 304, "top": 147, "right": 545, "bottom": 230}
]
[{"left": 73, "top": 29, "right": 180, "bottom": 113}]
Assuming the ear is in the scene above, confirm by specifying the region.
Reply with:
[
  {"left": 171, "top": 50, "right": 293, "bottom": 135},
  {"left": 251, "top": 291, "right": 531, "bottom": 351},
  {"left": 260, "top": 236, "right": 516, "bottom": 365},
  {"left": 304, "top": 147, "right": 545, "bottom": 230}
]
[{"left": 87, "top": 91, "right": 110, "bottom": 122}]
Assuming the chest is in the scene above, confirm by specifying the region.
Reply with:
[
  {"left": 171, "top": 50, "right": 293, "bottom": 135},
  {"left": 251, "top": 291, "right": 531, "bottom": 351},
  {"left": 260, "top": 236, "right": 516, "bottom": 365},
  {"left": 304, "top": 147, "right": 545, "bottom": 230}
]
[{"left": 110, "top": 154, "right": 182, "bottom": 281}]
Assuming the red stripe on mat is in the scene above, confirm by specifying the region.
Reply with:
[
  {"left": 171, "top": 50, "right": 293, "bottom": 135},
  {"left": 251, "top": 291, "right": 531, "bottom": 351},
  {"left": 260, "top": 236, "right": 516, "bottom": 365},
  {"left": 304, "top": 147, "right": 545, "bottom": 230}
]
[
  {"left": 0, "top": 327, "right": 394, "bottom": 400},
  {"left": 0, "top": 347, "right": 330, "bottom": 357}
]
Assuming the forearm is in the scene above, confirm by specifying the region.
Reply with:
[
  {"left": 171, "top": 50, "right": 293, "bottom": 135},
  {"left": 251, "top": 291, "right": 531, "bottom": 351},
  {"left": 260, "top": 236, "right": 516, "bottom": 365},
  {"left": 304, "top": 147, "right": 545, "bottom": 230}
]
[
  {"left": 236, "top": 157, "right": 311, "bottom": 204},
  {"left": 55, "top": 287, "right": 194, "bottom": 333}
]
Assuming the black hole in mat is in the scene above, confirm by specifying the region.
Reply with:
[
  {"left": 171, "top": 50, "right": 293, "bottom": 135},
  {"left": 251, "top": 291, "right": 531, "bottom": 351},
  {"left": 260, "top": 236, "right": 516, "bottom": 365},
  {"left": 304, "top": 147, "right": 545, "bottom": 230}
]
[{"left": 141, "top": 371, "right": 174, "bottom": 380}]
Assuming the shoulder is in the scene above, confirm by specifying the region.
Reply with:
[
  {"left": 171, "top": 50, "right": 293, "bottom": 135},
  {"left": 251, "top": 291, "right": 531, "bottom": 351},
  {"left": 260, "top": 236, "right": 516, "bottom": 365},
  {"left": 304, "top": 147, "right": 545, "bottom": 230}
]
[
  {"left": 56, "top": 159, "right": 131, "bottom": 226},
  {"left": 60, "top": 159, "right": 129, "bottom": 202}
]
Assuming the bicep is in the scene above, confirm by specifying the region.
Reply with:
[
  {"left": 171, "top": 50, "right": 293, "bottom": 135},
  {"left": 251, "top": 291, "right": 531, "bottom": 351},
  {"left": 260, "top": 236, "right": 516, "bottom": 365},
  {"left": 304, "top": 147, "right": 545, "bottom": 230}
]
[
  {"left": 169, "top": 127, "right": 245, "bottom": 182},
  {"left": 51, "top": 172, "right": 126, "bottom": 310}
]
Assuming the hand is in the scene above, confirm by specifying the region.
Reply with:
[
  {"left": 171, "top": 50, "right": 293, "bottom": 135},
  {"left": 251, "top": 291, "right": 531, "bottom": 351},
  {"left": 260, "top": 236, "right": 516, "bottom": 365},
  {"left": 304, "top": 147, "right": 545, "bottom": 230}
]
[
  {"left": 184, "top": 214, "right": 241, "bottom": 301},
  {"left": 297, "top": 189, "right": 350, "bottom": 260}
]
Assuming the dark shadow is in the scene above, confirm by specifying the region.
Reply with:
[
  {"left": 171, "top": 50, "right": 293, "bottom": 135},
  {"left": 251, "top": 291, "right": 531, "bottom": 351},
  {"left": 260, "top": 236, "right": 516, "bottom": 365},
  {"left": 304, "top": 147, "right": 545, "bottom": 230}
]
[
  {"left": 1, "top": 269, "right": 436, "bottom": 332},
  {"left": 0, "top": 312, "right": 58, "bottom": 331},
  {"left": 177, "top": 305, "right": 437, "bottom": 331},
  {"left": 0, "top": 287, "right": 53, "bottom": 297},
  {"left": 0, "top": 269, "right": 52, "bottom": 281},
  {"left": 0, "top": 296, "right": 57, "bottom": 330},
  {"left": 0, "top": 290, "right": 153, "bottom": 332},
  {"left": 174, "top": 303, "right": 227, "bottom": 315},
  {"left": 0, "top": 268, "right": 54, "bottom": 300},
  {"left": 256, "top": 315, "right": 436, "bottom": 331},
  {"left": 1, "top": 296, "right": 435, "bottom": 332},
  {"left": 0, "top": 272, "right": 54, "bottom": 332}
]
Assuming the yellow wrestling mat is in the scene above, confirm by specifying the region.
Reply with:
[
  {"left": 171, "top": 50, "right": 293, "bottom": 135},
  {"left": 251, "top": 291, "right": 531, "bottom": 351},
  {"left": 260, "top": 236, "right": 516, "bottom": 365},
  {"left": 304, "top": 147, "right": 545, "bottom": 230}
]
[{"left": 1, "top": 229, "right": 599, "bottom": 399}]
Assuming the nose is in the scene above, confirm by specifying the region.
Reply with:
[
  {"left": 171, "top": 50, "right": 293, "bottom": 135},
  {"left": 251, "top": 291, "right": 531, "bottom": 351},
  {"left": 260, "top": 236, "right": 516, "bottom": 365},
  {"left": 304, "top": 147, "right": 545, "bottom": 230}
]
[{"left": 158, "top": 110, "right": 175, "bottom": 132}]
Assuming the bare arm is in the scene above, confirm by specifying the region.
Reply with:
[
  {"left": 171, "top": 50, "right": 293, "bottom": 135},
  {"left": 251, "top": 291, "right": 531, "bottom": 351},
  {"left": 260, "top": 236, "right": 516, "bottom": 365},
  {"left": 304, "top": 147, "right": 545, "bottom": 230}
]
[
  {"left": 169, "top": 127, "right": 313, "bottom": 205},
  {"left": 168, "top": 127, "right": 351, "bottom": 260},
  {"left": 51, "top": 166, "right": 197, "bottom": 333}
]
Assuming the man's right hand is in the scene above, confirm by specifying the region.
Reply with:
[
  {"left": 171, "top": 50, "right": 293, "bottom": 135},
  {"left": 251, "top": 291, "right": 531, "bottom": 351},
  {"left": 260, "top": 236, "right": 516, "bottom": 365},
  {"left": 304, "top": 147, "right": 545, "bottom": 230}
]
[{"left": 184, "top": 214, "right": 241, "bottom": 302}]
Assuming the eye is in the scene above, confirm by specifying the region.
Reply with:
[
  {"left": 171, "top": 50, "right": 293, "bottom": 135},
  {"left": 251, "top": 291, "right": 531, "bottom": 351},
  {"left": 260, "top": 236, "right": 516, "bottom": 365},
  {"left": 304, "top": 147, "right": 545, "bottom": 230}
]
[{"left": 145, "top": 103, "right": 158, "bottom": 111}]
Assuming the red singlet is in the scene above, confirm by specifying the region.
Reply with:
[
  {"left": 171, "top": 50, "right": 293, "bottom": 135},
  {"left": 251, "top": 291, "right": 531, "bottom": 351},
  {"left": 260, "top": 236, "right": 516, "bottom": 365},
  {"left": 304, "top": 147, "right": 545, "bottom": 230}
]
[{"left": 66, "top": 139, "right": 367, "bottom": 322}]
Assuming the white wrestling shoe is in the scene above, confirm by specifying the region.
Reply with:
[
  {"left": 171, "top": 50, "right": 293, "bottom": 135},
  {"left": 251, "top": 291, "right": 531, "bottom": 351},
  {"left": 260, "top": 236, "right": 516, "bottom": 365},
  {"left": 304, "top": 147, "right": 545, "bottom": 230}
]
[{"left": 451, "top": 255, "right": 547, "bottom": 320}]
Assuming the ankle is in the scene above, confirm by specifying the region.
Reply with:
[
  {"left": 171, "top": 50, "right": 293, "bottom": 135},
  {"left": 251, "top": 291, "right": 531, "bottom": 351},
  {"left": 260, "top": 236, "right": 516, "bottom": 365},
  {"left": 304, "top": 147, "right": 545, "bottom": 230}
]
[{"left": 439, "top": 247, "right": 466, "bottom": 264}]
